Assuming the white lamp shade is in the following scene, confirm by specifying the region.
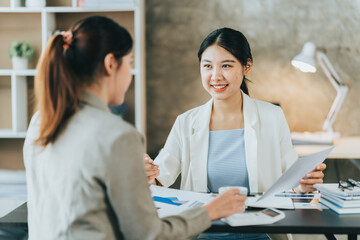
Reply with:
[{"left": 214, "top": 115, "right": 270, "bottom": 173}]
[{"left": 291, "top": 42, "right": 316, "bottom": 73}]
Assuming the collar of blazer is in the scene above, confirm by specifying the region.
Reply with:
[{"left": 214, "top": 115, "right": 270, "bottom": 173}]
[
  {"left": 81, "top": 90, "right": 110, "bottom": 113},
  {"left": 189, "top": 91, "right": 260, "bottom": 193}
]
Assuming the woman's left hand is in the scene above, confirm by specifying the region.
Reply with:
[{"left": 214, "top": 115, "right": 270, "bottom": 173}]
[{"left": 295, "top": 163, "right": 327, "bottom": 193}]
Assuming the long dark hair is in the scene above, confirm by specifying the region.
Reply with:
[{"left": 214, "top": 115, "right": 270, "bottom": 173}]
[
  {"left": 35, "top": 16, "right": 133, "bottom": 146},
  {"left": 198, "top": 28, "right": 253, "bottom": 95}
]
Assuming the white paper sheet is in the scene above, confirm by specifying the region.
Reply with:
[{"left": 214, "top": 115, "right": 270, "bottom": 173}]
[
  {"left": 247, "top": 195, "right": 294, "bottom": 209},
  {"left": 150, "top": 185, "right": 215, "bottom": 218},
  {"left": 0, "top": 197, "right": 26, "bottom": 218},
  {"left": 257, "top": 146, "right": 334, "bottom": 202}
]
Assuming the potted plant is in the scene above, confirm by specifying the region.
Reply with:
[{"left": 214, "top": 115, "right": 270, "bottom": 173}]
[{"left": 8, "top": 41, "right": 34, "bottom": 70}]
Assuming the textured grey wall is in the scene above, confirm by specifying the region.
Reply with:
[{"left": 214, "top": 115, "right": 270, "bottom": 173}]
[{"left": 146, "top": 0, "right": 360, "bottom": 155}]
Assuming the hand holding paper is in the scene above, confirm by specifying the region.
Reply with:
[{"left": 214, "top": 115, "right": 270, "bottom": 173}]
[{"left": 297, "top": 163, "right": 327, "bottom": 193}]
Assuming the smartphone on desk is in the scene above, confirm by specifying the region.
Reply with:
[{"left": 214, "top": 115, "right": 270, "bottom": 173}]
[{"left": 222, "top": 208, "right": 285, "bottom": 227}]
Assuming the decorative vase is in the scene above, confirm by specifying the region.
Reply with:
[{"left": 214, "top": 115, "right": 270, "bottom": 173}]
[
  {"left": 25, "top": 0, "right": 45, "bottom": 7},
  {"left": 12, "top": 56, "right": 29, "bottom": 70},
  {"left": 11, "top": 0, "right": 22, "bottom": 7}
]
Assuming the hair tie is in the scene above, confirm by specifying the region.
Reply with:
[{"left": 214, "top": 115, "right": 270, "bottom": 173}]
[{"left": 61, "top": 31, "right": 73, "bottom": 49}]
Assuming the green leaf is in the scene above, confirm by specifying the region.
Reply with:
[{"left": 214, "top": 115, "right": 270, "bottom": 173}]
[{"left": 8, "top": 40, "right": 34, "bottom": 59}]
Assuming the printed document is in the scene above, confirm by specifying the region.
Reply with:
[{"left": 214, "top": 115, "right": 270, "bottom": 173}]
[
  {"left": 256, "top": 146, "right": 334, "bottom": 203},
  {"left": 150, "top": 185, "right": 215, "bottom": 218}
]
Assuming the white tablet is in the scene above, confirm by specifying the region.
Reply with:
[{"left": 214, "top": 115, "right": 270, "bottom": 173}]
[{"left": 222, "top": 208, "right": 285, "bottom": 227}]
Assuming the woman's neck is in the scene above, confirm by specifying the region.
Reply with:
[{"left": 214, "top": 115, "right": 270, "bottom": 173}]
[
  {"left": 83, "top": 78, "right": 109, "bottom": 105},
  {"left": 210, "top": 91, "right": 244, "bottom": 130},
  {"left": 213, "top": 91, "right": 243, "bottom": 116}
]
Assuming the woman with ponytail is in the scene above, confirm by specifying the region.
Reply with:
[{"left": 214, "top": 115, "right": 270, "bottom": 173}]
[
  {"left": 24, "top": 17, "right": 247, "bottom": 239},
  {"left": 145, "top": 28, "right": 326, "bottom": 239}
]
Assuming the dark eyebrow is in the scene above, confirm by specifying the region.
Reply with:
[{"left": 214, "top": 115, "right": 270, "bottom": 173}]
[
  {"left": 221, "top": 60, "right": 236, "bottom": 63},
  {"left": 201, "top": 59, "right": 236, "bottom": 63}
]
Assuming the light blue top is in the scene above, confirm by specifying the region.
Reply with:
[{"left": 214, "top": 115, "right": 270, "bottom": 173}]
[{"left": 207, "top": 129, "right": 249, "bottom": 193}]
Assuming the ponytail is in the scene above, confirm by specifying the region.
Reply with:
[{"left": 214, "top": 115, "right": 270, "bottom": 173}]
[
  {"left": 240, "top": 77, "right": 249, "bottom": 95},
  {"left": 35, "top": 34, "right": 80, "bottom": 146}
]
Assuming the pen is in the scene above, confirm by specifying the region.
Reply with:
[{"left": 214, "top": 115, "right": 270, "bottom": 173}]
[{"left": 248, "top": 192, "right": 262, "bottom": 197}]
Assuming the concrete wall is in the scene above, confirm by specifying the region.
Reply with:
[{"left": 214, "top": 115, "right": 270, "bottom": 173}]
[{"left": 146, "top": 0, "right": 360, "bottom": 155}]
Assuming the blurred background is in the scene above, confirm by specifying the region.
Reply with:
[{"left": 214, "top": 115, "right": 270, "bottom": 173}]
[{"left": 146, "top": 0, "right": 360, "bottom": 155}]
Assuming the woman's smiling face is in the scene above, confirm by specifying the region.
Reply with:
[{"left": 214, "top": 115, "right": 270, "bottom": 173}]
[{"left": 200, "top": 45, "right": 247, "bottom": 100}]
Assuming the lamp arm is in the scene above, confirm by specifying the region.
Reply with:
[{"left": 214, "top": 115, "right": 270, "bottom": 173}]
[
  {"left": 316, "top": 52, "right": 348, "bottom": 133},
  {"left": 322, "top": 86, "right": 348, "bottom": 132},
  {"left": 316, "top": 52, "right": 343, "bottom": 89}
]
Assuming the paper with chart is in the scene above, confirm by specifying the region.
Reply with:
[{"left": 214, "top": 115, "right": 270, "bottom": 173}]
[
  {"left": 256, "top": 146, "right": 335, "bottom": 203},
  {"left": 150, "top": 185, "right": 215, "bottom": 218}
]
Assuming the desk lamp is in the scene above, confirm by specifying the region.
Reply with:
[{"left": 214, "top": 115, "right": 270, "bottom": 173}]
[{"left": 291, "top": 42, "right": 348, "bottom": 144}]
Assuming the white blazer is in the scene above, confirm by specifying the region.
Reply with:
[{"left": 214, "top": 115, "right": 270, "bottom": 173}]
[{"left": 154, "top": 92, "right": 298, "bottom": 193}]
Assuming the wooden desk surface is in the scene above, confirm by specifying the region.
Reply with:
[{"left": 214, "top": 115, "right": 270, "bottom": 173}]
[{"left": 295, "top": 137, "right": 360, "bottom": 159}]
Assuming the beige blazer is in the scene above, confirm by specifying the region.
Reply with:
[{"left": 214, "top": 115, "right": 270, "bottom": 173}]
[
  {"left": 24, "top": 91, "right": 210, "bottom": 240},
  {"left": 154, "top": 92, "right": 298, "bottom": 193}
]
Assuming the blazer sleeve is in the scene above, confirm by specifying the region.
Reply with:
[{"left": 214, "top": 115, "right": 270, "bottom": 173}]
[
  {"left": 153, "top": 116, "right": 182, "bottom": 187},
  {"left": 277, "top": 108, "right": 298, "bottom": 172},
  {"left": 105, "top": 129, "right": 211, "bottom": 240}
]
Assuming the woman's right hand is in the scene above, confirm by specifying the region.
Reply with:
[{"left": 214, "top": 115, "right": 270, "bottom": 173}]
[
  {"left": 144, "top": 154, "right": 160, "bottom": 185},
  {"left": 202, "top": 189, "right": 247, "bottom": 221}
]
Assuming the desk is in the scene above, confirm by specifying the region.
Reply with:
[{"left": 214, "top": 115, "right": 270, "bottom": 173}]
[
  {"left": 2, "top": 203, "right": 360, "bottom": 240},
  {"left": 207, "top": 209, "right": 360, "bottom": 240},
  {"left": 0, "top": 202, "right": 27, "bottom": 239}
]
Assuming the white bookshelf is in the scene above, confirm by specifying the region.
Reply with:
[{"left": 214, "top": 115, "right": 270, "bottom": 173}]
[{"left": 0, "top": 0, "right": 146, "bottom": 138}]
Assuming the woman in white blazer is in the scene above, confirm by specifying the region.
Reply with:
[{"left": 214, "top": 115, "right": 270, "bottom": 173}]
[
  {"left": 146, "top": 27, "right": 326, "bottom": 194},
  {"left": 145, "top": 27, "right": 326, "bottom": 240}
]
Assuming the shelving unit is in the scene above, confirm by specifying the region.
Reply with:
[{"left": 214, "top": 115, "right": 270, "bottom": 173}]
[{"left": 0, "top": 0, "right": 146, "bottom": 139}]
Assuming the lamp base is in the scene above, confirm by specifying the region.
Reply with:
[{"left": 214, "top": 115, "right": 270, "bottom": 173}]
[{"left": 291, "top": 131, "right": 340, "bottom": 145}]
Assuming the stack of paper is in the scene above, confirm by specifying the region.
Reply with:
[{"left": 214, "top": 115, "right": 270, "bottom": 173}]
[{"left": 315, "top": 183, "right": 360, "bottom": 214}]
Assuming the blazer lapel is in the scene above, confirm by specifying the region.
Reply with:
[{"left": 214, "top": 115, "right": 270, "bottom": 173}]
[
  {"left": 243, "top": 92, "right": 260, "bottom": 193},
  {"left": 189, "top": 99, "right": 213, "bottom": 193}
]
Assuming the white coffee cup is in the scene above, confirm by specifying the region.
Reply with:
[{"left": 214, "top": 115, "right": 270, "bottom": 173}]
[
  {"left": 219, "top": 186, "right": 248, "bottom": 213},
  {"left": 218, "top": 186, "right": 248, "bottom": 195}
]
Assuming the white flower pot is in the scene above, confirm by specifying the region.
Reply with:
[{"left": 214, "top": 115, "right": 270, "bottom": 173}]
[
  {"left": 12, "top": 56, "right": 29, "bottom": 70},
  {"left": 25, "top": 0, "right": 46, "bottom": 7},
  {"left": 11, "top": 0, "right": 22, "bottom": 7}
]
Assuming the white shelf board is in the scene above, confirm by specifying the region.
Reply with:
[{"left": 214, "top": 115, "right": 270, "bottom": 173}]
[
  {"left": 0, "top": 69, "right": 135, "bottom": 76},
  {"left": 0, "top": 4, "right": 135, "bottom": 13},
  {"left": 45, "top": 5, "right": 135, "bottom": 12},
  {"left": 0, "top": 69, "right": 37, "bottom": 76},
  {"left": 0, "top": 7, "right": 42, "bottom": 13},
  {"left": 0, "top": 129, "right": 26, "bottom": 138},
  {"left": 0, "top": 70, "right": 12, "bottom": 76}
]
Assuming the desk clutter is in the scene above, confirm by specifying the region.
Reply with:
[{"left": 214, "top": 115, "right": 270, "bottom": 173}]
[{"left": 315, "top": 181, "right": 360, "bottom": 215}]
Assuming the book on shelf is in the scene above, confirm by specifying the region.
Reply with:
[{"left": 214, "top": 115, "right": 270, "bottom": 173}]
[{"left": 319, "top": 197, "right": 360, "bottom": 215}]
